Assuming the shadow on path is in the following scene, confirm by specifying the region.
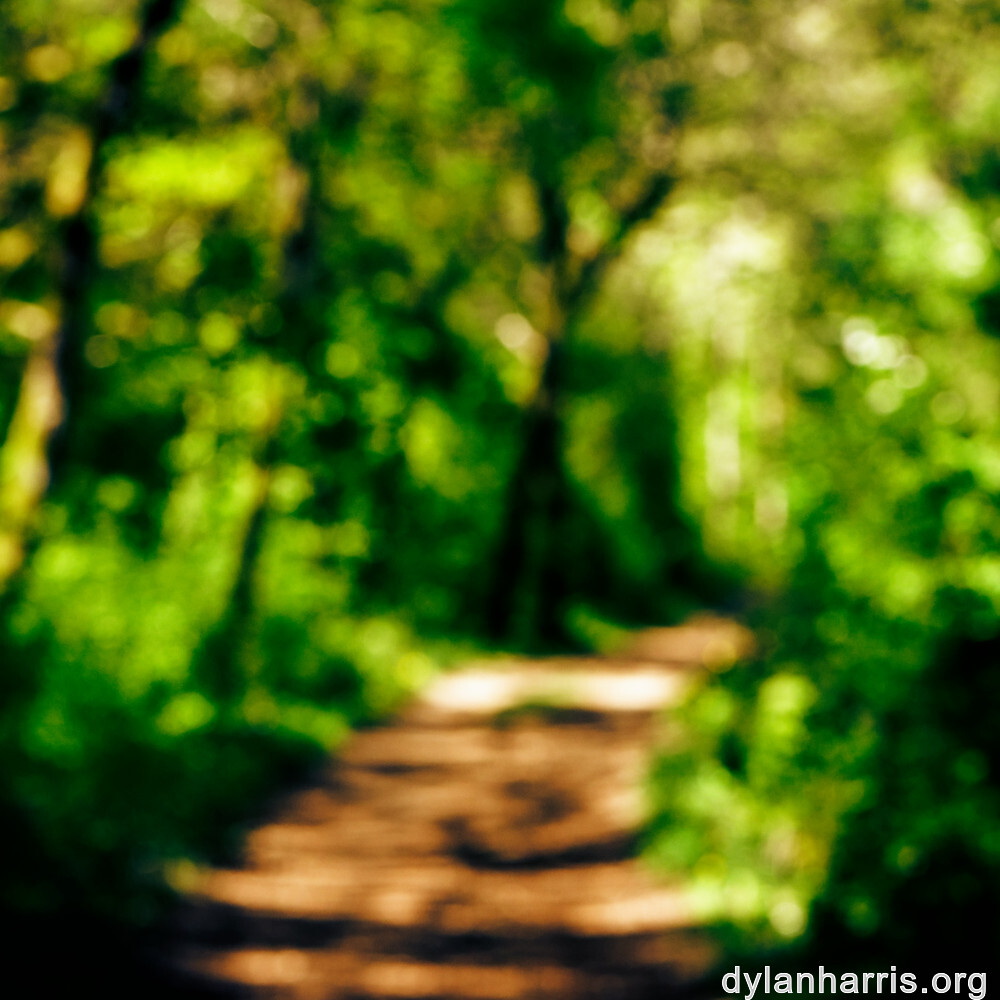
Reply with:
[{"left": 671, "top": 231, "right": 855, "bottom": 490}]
[{"left": 152, "top": 616, "right": 752, "bottom": 999}]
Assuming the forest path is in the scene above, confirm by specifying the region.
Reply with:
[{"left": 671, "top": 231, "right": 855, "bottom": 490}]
[{"left": 161, "top": 616, "right": 752, "bottom": 1000}]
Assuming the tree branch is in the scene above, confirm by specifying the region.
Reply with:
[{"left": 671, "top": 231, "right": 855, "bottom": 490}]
[{"left": 568, "top": 171, "right": 675, "bottom": 311}]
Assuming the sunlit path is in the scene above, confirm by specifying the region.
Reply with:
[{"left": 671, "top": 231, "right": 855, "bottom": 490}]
[{"left": 159, "top": 617, "right": 752, "bottom": 999}]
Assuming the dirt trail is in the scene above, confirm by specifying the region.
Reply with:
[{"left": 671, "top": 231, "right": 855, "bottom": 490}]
[{"left": 161, "top": 617, "right": 751, "bottom": 1000}]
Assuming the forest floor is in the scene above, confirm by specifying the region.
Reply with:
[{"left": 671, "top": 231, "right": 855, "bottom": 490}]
[{"left": 156, "top": 616, "right": 753, "bottom": 1000}]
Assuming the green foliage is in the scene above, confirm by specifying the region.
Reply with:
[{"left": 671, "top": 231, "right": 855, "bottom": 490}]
[
  {"left": 0, "top": 0, "right": 706, "bottom": 929},
  {"left": 641, "top": 0, "right": 1000, "bottom": 965},
  {"left": 3, "top": 0, "right": 998, "bottom": 967}
]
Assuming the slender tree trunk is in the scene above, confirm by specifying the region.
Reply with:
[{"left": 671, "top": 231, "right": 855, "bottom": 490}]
[
  {"left": 486, "top": 339, "right": 568, "bottom": 645},
  {"left": 52, "top": 0, "right": 184, "bottom": 475},
  {"left": 191, "top": 439, "right": 276, "bottom": 706},
  {"left": 485, "top": 173, "right": 674, "bottom": 646},
  {"left": 0, "top": 0, "right": 184, "bottom": 592},
  {"left": 0, "top": 322, "right": 62, "bottom": 584}
]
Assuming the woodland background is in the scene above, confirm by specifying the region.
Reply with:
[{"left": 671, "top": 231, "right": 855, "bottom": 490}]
[{"left": 1, "top": 0, "right": 998, "bottom": 972}]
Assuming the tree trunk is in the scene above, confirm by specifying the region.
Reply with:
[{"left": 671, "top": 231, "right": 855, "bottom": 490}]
[
  {"left": 485, "top": 173, "right": 675, "bottom": 646},
  {"left": 0, "top": 0, "right": 184, "bottom": 592},
  {"left": 486, "top": 339, "right": 571, "bottom": 646}
]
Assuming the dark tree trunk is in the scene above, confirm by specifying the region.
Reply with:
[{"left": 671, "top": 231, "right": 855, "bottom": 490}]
[
  {"left": 486, "top": 341, "right": 571, "bottom": 646},
  {"left": 51, "top": 0, "right": 185, "bottom": 482},
  {"left": 484, "top": 173, "right": 676, "bottom": 647}
]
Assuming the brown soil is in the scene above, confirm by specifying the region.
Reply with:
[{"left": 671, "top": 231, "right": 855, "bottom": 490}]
[{"left": 158, "top": 616, "right": 752, "bottom": 999}]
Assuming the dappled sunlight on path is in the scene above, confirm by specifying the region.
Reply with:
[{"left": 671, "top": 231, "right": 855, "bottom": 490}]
[{"left": 160, "top": 616, "right": 752, "bottom": 999}]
